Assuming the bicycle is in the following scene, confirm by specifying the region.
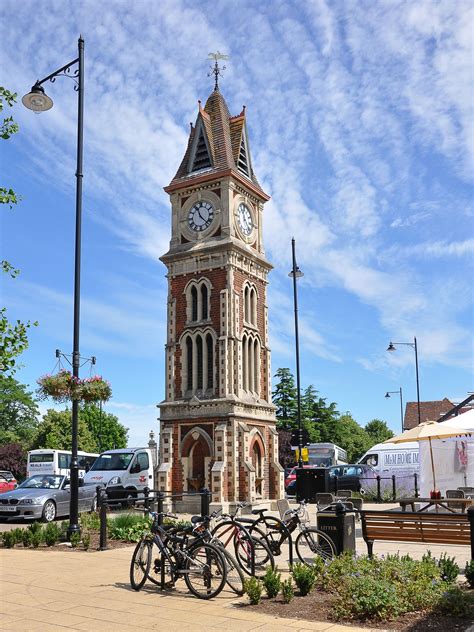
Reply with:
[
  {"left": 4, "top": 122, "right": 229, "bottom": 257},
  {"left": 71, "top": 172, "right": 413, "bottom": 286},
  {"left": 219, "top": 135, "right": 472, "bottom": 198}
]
[
  {"left": 130, "top": 511, "right": 227, "bottom": 599},
  {"left": 210, "top": 502, "right": 275, "bottom": 575},
  {"left": 186, "top": 511, "right": 246, "bottom": 595},
  {"left": 241, "top": 501, "right": 336, "bottom": 566}
]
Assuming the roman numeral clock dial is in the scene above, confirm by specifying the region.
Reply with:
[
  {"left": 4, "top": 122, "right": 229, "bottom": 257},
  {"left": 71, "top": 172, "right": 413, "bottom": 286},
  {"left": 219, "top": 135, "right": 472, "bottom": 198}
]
[{"left": 188, "top": 201, "right": 214, "bottom": 232}]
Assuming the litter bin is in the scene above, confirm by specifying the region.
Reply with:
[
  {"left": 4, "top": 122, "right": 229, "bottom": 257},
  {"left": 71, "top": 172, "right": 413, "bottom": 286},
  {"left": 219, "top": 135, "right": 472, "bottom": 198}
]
[
  {"left": 296, "top": 467, "right": 329, "bottom": 502},
  {"left": 317, "top": 503, "right": 356, "bottom": 554}
]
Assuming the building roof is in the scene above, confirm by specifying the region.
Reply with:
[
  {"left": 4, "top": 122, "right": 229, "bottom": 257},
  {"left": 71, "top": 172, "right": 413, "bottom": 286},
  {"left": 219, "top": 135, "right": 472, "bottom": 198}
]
[
  {"left": 403, "top": 398, "right": 455, "bottom": 430},
  {"left": 167, "top": 88, "right": 266, "bottom": 196}
]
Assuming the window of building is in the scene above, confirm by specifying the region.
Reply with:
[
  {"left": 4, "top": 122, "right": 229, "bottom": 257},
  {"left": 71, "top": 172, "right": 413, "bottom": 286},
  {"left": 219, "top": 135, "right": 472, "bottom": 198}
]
[
  {"left": 206, "top": 334, "right": 213, "bottom": 389},
  {"left": 186, "top": 279, "right": 211, "bottom": 323},
  {"left": 243, "top": 283, "right": 257, "bottom": 326},
  {"left": 197, "top": 335, "right": 203, "bottom": 390},
  {"left": 186, "top": 337, "right": 193, "bottom": 391},
  {"left": 201, "top": 285, "right": 208, "bottom": 320},
  {"left": 182, "top": 331, "right": 215, "bottom": 396},
  {"left": 241, "top": 334, "right": 260, "bottom": 396}
]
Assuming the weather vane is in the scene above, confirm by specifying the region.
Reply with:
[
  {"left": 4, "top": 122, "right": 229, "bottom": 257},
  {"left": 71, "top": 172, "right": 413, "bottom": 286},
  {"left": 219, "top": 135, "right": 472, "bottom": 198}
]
[{"left": 208, "top": 51, "right": 229, "bottom": 91}]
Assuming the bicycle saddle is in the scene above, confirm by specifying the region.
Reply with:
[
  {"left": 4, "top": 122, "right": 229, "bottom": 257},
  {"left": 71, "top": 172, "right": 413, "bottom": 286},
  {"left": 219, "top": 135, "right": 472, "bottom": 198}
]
[{"left": 251, "top": 508, "right": 268, "bottom": 515}]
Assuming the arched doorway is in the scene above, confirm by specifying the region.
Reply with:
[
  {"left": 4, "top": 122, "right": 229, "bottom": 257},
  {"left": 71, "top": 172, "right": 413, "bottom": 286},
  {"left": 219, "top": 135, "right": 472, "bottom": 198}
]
[
  {"left": 181, "top": 429, "right": 212, "bottom": 492},
  {"left": 251, "top": 439, "right": 264, "bottom": 497}
]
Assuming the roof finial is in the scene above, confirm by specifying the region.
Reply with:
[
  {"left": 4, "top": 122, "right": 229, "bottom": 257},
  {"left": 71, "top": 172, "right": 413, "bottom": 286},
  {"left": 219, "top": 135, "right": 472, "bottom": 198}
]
[{"left": 207, "top": 51, "right": 229, "bottom": 91}]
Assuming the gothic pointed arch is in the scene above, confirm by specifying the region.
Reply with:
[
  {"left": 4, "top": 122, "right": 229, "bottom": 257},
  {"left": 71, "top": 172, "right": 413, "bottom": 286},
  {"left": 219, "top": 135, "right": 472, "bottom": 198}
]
[{"left": 188, "top": 117, "right": 213, "bottom": 173}]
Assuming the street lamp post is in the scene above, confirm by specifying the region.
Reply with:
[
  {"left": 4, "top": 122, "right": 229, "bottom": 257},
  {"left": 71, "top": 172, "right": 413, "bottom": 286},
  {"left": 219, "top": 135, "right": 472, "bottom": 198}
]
[
  {"left": 288, "top": 238, "right": 304, "bottom": 468},
  {"left": 387, "top": 337, "right": 421, "bottom": 426},
  {"left": 23, "top": 36, "right": 85, "bottom": 536},
  {"left": 385, "top": 387, "right": 404, "bottom": 431}
]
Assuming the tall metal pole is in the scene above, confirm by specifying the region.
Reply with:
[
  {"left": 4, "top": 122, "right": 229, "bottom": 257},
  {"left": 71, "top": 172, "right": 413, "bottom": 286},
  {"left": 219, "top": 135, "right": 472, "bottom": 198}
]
[
  {"left": 291, "top": 238, "right": 303, "bottom": 469},
  {"left": 68, "top": 36, "right": 84, "bottom": 536},
  {"left": 399, "top": 386, "right": 404, "bottom": 431},
  {"left": 413, "top": 336, "right": 421, "bottom": 427}
]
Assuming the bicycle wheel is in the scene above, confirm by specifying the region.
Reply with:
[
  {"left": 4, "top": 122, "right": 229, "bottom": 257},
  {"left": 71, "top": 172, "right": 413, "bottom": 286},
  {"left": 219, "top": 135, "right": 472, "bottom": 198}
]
[
  {"left": 130, "top": 539, "right": 152, "bottom": 590},
  {"left": 221, "top": 549, "right": 245, "bottom": 595},
  {"left": 295, "top": 527, "right": 336, "bottom": 565},
  {"left": 234, "top": 532, "right": 275, "bottom": 576},
  {"left": 184, "top": 542, "right": 227, "bottom": 599}
]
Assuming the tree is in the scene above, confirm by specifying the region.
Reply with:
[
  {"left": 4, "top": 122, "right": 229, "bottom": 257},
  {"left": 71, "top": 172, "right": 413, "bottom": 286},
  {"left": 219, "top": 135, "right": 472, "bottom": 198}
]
[
  {"left": 322, "top": 413, "right": 372, "bottom": 462},
  {"left": 0, "top": 375, "right": 39, "bottom": 446},
  {"left": 365, "top": 419, "right": 394, "bottom": 445},
  {"left": 80, "top": 403, "right": 128, "bottom": 451},
  {"left": 0, "top": 86, "right": 37, "bottom": 375},
  {"left": 301, "top": 385, "right": 339, "bottom": 442},
  {"left": 33, "top": 409, "right": 97, "bottom": 452},
  {"left": 0, "top": 442, "right": 27, "bottom": 481},
  {"left": 272, "top": 368, "right": 297, "bottom": 430}
]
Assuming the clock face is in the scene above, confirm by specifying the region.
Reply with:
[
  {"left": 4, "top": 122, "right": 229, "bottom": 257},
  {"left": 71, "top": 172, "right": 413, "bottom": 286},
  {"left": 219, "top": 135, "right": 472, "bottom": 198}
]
[
  {"left": 188, "top": 201, "right": 214, "bottom": 232},
  {"left": 238, "top": 203, "right": 253, "bottom": 236}
]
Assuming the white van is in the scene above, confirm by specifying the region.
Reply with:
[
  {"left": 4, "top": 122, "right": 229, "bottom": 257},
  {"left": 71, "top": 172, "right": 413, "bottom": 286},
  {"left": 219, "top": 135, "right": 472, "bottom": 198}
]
[
  {"left": 358, "top": 441, "right": 419, "bottom": 495},
  {"left": 83, "top": 448, "right": 154, "bottom": 502}
]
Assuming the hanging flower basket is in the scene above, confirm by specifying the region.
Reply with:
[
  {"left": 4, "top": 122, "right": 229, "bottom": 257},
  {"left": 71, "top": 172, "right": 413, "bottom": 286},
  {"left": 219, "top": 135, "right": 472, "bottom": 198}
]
[
  {"left": 37, "top": 370, "right": 112, "bottom": 403},
  {"left": 37, "top": 369, "right": 78, "bottom": 403},
  {"left": 79, "top": 376, "right": 112, "bottom": 403}
]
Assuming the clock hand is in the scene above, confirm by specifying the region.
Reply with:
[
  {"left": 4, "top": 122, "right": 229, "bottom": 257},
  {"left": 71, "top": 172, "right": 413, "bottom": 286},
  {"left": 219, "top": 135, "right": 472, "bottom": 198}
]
[{"left": 197, "top": 209, "right": 207, "bottom": 223}]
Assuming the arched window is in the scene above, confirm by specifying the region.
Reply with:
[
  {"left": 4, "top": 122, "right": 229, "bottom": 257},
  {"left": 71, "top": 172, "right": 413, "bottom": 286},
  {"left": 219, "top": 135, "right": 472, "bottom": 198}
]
[
  {"left": 196, "top": 335, "right": 203, "bottom": 390},
  {"left": 186, "top": 337, "right": 193, "bottom": 391},
  {"left": 191, "top": 286, "right": 198, "bottom": 321},
  {"left": 201, "top": 285, "right": 208, "bottom": 320},
  {"left": 242, "top": 334, "right": 248, "bottom": 391},
  {"left": 253, "top": 338, "right": 259, "bottom": 394},
  {"left": 250, "top": 288, "right": 257, "bottom": 325},
  {"left": 206, "top": 334, "right": 213, "bottom": 389},
  {"left": 244, "top": 286, "right": 249, "bottom": 323}
]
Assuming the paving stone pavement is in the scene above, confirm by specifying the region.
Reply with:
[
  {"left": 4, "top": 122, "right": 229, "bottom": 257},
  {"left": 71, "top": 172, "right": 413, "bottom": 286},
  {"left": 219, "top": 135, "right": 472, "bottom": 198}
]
[{"left": 1, "top": 547, "right": 381, "bottom": 632}]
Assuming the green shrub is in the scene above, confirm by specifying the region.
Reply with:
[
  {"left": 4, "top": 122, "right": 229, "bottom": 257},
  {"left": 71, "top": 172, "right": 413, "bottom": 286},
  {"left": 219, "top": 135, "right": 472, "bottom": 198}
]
[
  {"left": 291, "top": 562, "right": 317, "bottom": 596},
  {"left": 44, "top": 522, "right": 61, "bottom": 547},
  {"left": 333, "top": 576, "right": 401, "bottom": 621},
  {"left": 281, "top": 578, "right": 294, "bottom": 603},
  {"left": 27, "top": 522, "right": 42, "bottom": 537},
  {"left": 244, "top": 576, "right": 263, "bottom": 604},
  {"left": 464, "top": 560, "right": 474, "bottom": 588},
  {"left": 82, "top": 532, "right": 91, "bottom": 551},
  {"left": 438, "top": 553, "right": 459, "bottom": 583},
  {"left": 21, "top": 529, "right": 32, "bottom": 547},
  {"left": 262, "top": 566, "right": 281, "bottom": 598},
  {"left": 163, "top": 517, "right": 192, "bottom": 530},
  {"left": 107, "top": 513, "right": 151, "bottom": 542},
  {"left": 69, "top": 532, "right": 81, "bottom": 548},
  {"left": 2, "top": 531, "right": 16, "bottom": 548},
  {"left": 436, "top": 586, "right": 474, "bottom": 618},
  {"left": 31, "top": 531, "right": 42, "bottom": 548},
  {"left": 80, "top": 511, "right": 100, "bottom": 531}
]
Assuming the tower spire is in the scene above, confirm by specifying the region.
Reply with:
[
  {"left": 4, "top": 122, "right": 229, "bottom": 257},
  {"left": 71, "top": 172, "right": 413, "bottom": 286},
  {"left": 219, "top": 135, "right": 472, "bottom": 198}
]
[{"left": 207, "top": 51, "right": 229, "bottom": 91}]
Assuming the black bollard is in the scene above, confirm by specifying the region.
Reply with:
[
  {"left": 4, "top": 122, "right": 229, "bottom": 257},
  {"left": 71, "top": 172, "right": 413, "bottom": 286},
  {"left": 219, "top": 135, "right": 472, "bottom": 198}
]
[
  {"left": 157, "top": 491, "right": 164, "bottom": 526},
  {"left": 99, "top": 487, "right": 108, "bottom": 551},
  {"left": 200, "top": 488, "right": 211, "bottom": 518},
  {"left": 468, "top": 506, "right": 474, "bottom": 561},
  {"left": 414, "top": 473, "right": 419, "bottom": 498},
  {"left": 143, "top": 486, "right": 150, "bottom": 512},
  {"left": 376, "top": 476, "right": 381, "bottom": 503},
  {"left": 392, "top": 475, "right": 396, "bottom": 501}
]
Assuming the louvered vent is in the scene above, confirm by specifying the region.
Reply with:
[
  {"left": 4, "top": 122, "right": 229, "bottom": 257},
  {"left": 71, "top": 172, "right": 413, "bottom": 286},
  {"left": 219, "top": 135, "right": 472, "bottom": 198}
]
[
  {"left": 237, "top": 137, "right": 250, "bottom": 176},
  {"left": 191, "top": 131, "right": 212, "bottom": 171}
]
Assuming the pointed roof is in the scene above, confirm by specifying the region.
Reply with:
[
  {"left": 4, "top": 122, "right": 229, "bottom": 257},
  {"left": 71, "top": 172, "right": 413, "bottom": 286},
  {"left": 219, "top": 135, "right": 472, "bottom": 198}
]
[{"left": 166, "top": 89, "right": 267, "bottom": 199}]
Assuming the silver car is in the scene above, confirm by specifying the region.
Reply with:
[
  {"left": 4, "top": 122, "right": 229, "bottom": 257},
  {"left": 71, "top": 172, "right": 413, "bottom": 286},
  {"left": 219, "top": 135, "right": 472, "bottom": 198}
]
[{"left": 0, "top": 475, "right": 97, "bottom": 522}]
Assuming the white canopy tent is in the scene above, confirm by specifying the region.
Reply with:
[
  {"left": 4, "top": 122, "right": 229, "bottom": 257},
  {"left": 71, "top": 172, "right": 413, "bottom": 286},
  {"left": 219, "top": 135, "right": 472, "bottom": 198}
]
[{"left": 419, "top": 409, "right": 474, "bottom": 496}]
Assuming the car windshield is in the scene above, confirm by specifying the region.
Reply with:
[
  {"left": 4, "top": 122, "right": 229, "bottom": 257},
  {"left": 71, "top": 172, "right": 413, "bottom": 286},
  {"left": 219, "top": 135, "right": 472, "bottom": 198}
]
[
  {"left": 89, "top": 452, "right": 134, "bottom": 471},
  {"left": 20, "top": 475, "right": 63, "bottom": 489}
]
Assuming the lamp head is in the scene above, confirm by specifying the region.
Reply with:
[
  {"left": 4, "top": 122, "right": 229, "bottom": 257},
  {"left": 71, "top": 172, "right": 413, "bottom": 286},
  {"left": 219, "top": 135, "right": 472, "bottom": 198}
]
[
  {"left": 22, "top": 83, "right": 53, "bottom": 112},
  {"left": 288, "top": 266, "right": 304, "bottom": 279},
  {"left": 387, "top": 342, "right": 396, "bottom": 352},
  {"left": 385, "top": 392, "right": 391, "bottom": 399}
]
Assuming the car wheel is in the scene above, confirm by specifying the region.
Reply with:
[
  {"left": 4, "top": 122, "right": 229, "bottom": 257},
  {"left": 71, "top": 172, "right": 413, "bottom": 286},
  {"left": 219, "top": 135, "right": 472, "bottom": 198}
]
[{"left": 42, "top": 500, "right": 56, "bottom": 523}]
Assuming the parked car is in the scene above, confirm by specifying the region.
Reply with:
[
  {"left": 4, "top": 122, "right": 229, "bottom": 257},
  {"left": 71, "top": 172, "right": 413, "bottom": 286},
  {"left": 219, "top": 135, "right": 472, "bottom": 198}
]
[
  {"left": 0, "top": 470, "right": 18, "bottom": 488},
  {"left": 0, "top": 474, "right": 97, "bottom": 522},
  {"left": 0, "top": 474, "right": 16, "bottom": 494},
  {"left": 327, "top": 464, "right": 378, "bottom": 494}
]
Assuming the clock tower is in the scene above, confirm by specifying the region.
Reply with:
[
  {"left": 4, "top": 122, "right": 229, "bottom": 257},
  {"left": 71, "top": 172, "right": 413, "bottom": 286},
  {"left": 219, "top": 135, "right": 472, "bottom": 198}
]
[{"left": 157, "top": 75, "right": 284, "bottom": 509}]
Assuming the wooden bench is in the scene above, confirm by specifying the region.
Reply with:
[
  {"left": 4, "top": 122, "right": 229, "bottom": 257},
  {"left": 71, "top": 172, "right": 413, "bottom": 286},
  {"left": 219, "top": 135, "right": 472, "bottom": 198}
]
[{"left": 360, "top": 510, "right": 474, "bottom": 560}]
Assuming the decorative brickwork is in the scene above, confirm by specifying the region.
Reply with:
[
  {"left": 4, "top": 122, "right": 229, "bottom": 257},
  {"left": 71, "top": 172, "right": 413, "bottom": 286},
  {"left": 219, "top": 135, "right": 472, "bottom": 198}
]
[{"left": 157, "top": 85, "right": 284, "bottom": 508}]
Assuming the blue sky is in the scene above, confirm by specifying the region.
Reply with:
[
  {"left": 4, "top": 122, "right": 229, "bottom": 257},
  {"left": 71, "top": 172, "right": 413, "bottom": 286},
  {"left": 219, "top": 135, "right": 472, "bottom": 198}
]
[{"left": 1, "top": 0, "right": 473, "bottom": 446}]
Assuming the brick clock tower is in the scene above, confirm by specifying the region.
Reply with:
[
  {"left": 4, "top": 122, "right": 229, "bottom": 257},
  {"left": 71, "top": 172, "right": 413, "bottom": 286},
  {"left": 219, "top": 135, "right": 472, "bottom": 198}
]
[{"left": 157, "top": 71, "right": 284, "bottom": 509}]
